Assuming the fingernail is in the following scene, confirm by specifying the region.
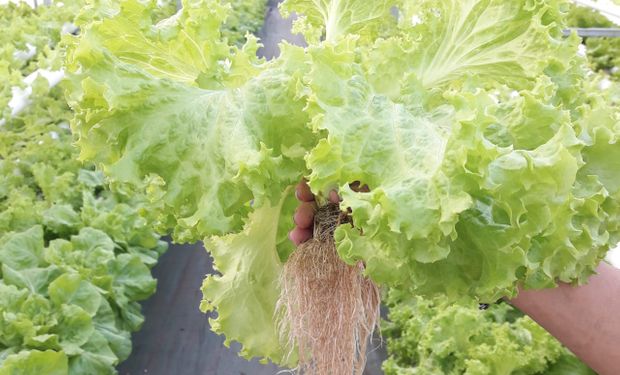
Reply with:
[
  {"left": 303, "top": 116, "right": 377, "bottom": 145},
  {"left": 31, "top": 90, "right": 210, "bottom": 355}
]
[
  {"left": 295, "top": 189, "right": 300, "bottom": 200},
  {"left": 288, "top": 231, "right": 293, "bottom": 241}
]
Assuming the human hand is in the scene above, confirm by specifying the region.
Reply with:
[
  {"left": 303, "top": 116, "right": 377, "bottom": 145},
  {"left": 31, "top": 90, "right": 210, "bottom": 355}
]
[{"left": 288, "top": 180, "right": 368, "bottom": 245}]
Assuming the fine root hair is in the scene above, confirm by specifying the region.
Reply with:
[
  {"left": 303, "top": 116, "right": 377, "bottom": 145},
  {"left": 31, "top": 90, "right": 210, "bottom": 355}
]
[{"left": 276, "top": 204, "right": 381, "bottom": 375}]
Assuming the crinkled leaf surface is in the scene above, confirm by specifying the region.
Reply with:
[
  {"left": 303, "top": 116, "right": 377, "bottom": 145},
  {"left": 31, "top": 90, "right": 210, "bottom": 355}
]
[
  {"left": 66, "top": 0, "right": 620, "bottom": 368},
  {"left": 382, "top": 290, "right": 595, "bottom": 375},
  {"left": 67, "top": 0, "right": 313, "bottom": 242}
]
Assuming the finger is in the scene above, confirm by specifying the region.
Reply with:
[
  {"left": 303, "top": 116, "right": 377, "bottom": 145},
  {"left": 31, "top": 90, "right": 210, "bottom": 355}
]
[
  {"left": 289, "top": 227, "right": 313, "bottom": 245},
  {"left": 349, "top": 181, "right": 370, "bottom": 193},
  {"left": 328, "top": 190, "right": 340, "bottom": 203},
  {"left": 296, "top": 180, "right": 314, "bottom": 202},
  {"left": 294, "top": 202, "right": 316, "bottom": 229}
]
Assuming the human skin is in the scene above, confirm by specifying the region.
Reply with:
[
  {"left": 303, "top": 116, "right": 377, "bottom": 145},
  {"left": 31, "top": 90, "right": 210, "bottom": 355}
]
[
  {"left": 511, "top": 263, "right": 620, "bottom": 375},
  {"left": 289, "top": 180, "right": 620, "bottom": 375}
]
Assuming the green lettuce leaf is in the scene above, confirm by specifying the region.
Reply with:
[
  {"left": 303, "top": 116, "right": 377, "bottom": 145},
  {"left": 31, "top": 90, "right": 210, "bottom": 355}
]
[
  {"left": 48, "top": 274, "right": 103, "bottom": 316},
  {"left": 280, "top": 0, "right": 394, "bottom": 43},
  {"left": 398, "top": 0, "right": 576, "bottom": 89},
  {"left": 0, "top": 350, "right": 68, "bottom": 375},
  {"left": 382, "top": 290, "right": 594, "bottom": 375},
  {"left": 66, "top": 0, "right": 314, "bottom": 242},
  {"left": 2, "top": 264, "right": 61, "bottom": 295},
  {"left": 0, "top": 226, "right": 45, "bottom": 270},
  {"left": 43, "top": 205, "right": 81, "bottom": 237},
  {"left": 1, "top": 2, "right": 169, "bottom": 373},
  {"left": 67, "top": 332, "right": 117, "bottom": 375},
  {"left": 200, "top": 188, "right": 296, "bottom": 365},
  {"left": 54, "top": 304, "right": 95, "bottom": 355},
  {"left": 92, "top": 299, "right": 132, "bottom": 362}
]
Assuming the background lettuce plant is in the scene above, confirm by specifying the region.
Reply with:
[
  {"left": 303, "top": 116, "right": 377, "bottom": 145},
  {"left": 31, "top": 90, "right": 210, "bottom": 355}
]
[
  {"left": 382, "top": 291, "right": 596, "bottom": 375},
  {"left": 568, "top": 4, "right": 620, "bottom": 77},
  {"left": 0, "top": 2, "right": 170, "bottom": 373}
]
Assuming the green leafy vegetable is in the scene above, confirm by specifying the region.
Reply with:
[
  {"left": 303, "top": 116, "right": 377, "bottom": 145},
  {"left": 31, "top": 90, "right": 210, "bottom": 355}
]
[
  {"left": 66, "top": 0, "right": 620, "bottom": 368},
  {"left": 0, "top": 2, "right": 175, "bottom": 373},
  {"left": 382, "top": 290, "right": 596, "bottom": 375},
  {"left": 567, "top": 4, "right": 620, "bottom": 77},
  {"left": 0, "top": 350, "right": 68, "bottom": 375},
  {"left": 223, "top": 0, "right": 269, "bottom": 45}
]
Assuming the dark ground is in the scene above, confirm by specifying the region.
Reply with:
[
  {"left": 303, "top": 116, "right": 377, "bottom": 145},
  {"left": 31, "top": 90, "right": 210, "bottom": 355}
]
[{"left": 117, "top": 1, "right": 388, "bottom": 374}]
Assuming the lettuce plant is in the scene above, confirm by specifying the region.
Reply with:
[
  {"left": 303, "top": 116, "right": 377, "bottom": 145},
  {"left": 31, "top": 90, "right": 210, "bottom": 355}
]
[
  {"left": 223, "top": 0, "right": 269, "bottom": 45},
  {"left": 0, "top": 3, "right": 170, "bottom": 373},
  {"left": 382, "top": 291, "right": 596, "bottom": 375},
  {"left": 567, "top": 4, "right": 620, "bottom": 77},
  {"left": 66, "top": 0, "right": 620, "bottom": 367}
]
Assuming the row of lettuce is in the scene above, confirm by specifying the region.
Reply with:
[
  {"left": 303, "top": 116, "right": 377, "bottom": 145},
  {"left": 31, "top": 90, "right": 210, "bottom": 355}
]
[
  {"left": 0, "top": 2, "right": 170, "bottom": 374},
  {"left": 381, "top": 4, "right": 620, "bottom": 375},
  {"left": 0, "top": 0, "right": 267, "bottom": 374},
  {"left": 382, "top": 292, "right": 596, "bottom": 375}
]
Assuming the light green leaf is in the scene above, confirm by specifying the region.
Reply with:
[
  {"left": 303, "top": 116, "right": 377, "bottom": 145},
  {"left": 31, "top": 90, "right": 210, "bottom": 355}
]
[
  {"left": 280, "top": 0, "right": 395, "bottom": 43},
  {"left": 579, "top": 107, "right": 620, "bottom": 195},
  {"left": 382, "top": 292, "right": 570, "bottom": 375},
  {"left": 67, "top": 331, "right": 118, "bottom": 375},
  {"left": 43, "top": 204, "right": 81, "bottom": 236},
  {"left": 0, "top": 226, "right": 45, "bottom": 270},
  {"left": 71, "top": 0, "right": 233, "bottom": 87},
  {"left": 109, "top": 254, "right": 156, "bottom": 302},
  {"left": 54, "top": 304, "right": 94, "bottom": 355},
  {"left": 92, "top": 299, "right": 132, "bottom": 362},
  {"left": 66, "top": 1, "right": 314, "bottom": 242},
  {"left": 70, "top": 228, "right": 116, "bottom": 256},
  {"left": 24, "top": 334, "right": 61, "bottom": 351},
  {"left": 77, "top": 169, "right": 105, "bottom": 188},
  {"left": 400, "top": 0, "right": 578, "bottom": 89},
  {"left": 200, "top": 189, "right": 295, "bottom": 365},
  {"left": 70, "top": 228, "right": 117, "bottom": 269},
  {"left": 116, "top": 301, "right": 145, "bottom": 332},
  {"left": 0, "top": 350, "right": 68, "bottom": 375},
  {"left": 48, "top": 273, "right": 103, "bottom": 316},
  {"left": 2, "top": 265, "right": 61, "bottom": 295},
  {"left": 304, "top": 40, "right": 610, "bottom": 299}
]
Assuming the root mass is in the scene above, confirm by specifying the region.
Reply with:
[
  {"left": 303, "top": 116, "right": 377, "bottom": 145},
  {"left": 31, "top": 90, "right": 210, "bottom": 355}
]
[{"left": 277, "top": 204, "right": 381, "bottom": 375}]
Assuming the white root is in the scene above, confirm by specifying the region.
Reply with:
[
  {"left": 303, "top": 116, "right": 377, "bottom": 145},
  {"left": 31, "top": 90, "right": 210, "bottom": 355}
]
[{"left": 276, "top": 204, "right": 381, "bottom": 375}]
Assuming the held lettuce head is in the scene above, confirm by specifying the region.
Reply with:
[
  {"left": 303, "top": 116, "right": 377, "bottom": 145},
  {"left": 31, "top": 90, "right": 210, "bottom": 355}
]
[{"left": 66, "top": 0, "right": 620, "bottom": 365}]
